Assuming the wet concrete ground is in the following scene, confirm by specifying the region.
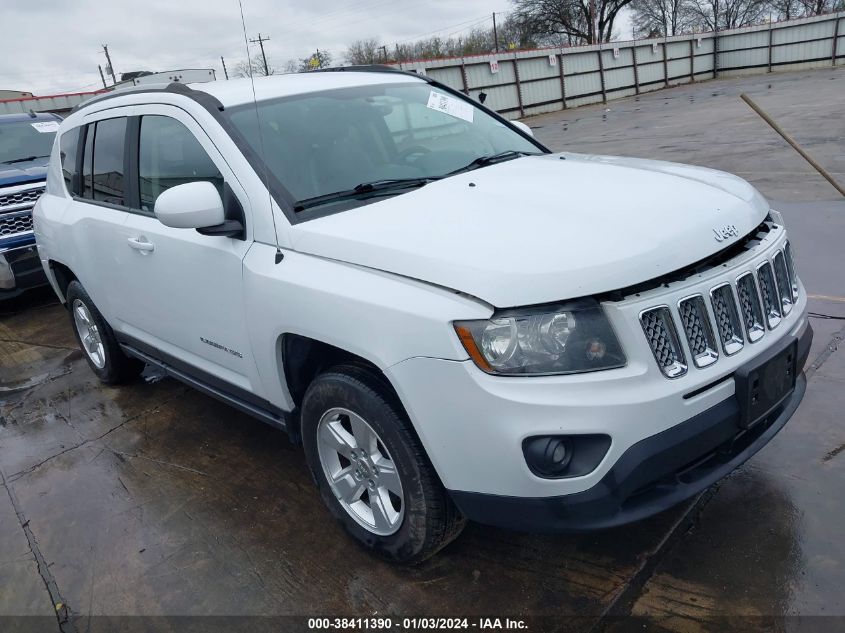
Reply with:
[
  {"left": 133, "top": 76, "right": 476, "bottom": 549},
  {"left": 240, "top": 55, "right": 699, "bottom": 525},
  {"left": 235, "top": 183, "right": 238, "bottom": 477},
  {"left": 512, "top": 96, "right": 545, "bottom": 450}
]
[{"left": 1, "top": 67, "right": 844, "bottom": 632}]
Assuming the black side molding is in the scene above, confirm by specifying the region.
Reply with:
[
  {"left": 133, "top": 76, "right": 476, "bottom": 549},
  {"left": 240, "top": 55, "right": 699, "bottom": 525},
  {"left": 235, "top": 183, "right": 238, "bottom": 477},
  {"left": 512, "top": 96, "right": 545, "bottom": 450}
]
[{"left": 119, "top": 343, "right": 294, "bottom": 437}]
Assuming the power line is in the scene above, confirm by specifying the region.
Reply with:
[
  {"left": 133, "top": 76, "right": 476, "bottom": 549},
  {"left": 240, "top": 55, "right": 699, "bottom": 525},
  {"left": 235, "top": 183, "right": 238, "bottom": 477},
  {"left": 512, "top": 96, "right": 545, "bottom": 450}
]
[{"left": 396, "top": 11, "right": 501, "bottom": 44}]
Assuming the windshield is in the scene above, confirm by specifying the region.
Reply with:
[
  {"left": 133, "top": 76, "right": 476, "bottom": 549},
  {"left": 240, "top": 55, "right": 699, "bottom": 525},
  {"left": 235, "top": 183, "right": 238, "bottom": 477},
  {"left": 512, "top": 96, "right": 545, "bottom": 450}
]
[
  {"left": 226, "top": 81, "right": 543, "bottom": 216},
  {"left": 0, "top": 119, "right": 58, "bottom": 165}
]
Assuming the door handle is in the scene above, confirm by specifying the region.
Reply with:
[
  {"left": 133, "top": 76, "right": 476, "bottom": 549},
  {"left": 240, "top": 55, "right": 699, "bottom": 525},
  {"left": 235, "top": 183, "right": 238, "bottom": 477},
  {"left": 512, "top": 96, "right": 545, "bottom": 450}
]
[{"left": 127, "top": 236, "right": 155, "bottom": 253}]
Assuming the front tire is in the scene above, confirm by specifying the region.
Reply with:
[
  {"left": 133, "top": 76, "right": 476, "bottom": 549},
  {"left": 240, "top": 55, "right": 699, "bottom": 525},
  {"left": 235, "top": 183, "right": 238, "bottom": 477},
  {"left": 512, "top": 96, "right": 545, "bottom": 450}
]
[
  {"left": 301, "top": 365, "right": 465, "bottom": 563},
  {"left": 66, "top": 280, "right": 142, "bottom": 384}
]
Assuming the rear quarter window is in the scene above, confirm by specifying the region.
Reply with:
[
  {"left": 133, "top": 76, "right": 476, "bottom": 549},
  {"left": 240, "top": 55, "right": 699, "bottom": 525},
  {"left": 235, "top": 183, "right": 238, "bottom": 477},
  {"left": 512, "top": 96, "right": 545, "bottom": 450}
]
[{"left": 59, "top": 128, "right": 80, "bottom": 195}]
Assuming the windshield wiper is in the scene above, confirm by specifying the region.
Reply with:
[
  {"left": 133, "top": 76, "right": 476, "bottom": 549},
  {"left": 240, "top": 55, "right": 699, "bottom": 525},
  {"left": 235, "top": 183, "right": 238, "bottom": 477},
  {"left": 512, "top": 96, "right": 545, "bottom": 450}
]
[
  {"left": 294, "top": 177, "right": 438, "bottom": 212},
  {"left": 2, "top": 154, "right": 51, "bottom": 165},
  {"left": 446, "top": 150, "right": 539, "bottom": 177}
]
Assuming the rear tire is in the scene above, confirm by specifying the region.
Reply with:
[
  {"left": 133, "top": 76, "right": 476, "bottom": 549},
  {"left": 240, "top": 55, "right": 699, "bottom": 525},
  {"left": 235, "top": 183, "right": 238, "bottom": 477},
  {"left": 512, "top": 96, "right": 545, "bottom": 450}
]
[
  {"left": 301, "top": 364, "right": 465, "bottom": 564},
  {"left": 66, "top": 280, "right": 143, "bottom": 385}
]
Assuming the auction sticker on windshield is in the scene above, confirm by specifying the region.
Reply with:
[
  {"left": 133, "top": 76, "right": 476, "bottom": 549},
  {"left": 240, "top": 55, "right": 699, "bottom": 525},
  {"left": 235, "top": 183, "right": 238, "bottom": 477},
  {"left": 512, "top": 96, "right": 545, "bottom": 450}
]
[
  {"left": 426, "top": 90, "right": 474, "bottom": 123},
  {"left": 31, "top": 121, "right": 60, "bottom": 133}
]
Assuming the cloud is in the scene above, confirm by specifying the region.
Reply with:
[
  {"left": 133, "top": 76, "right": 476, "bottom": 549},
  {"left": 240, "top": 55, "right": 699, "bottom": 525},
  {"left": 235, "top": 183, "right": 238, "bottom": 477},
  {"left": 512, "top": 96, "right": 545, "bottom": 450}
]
[{"left": 0, "top": 0, "right": 509, "bottom": 94}]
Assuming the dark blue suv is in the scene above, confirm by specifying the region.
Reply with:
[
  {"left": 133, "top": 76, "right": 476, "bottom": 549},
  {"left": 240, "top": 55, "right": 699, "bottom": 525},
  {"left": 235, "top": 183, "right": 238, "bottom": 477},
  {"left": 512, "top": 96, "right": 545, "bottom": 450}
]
[{"left": 0, "top": 112, "right": 61, "bottom": 298}]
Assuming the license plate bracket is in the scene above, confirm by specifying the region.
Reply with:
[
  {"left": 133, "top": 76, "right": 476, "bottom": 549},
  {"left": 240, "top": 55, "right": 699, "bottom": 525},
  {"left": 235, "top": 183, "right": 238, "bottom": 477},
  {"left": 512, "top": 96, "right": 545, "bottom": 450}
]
[{"left": 734, "top": 340, "right": 797, "bottom": 429}]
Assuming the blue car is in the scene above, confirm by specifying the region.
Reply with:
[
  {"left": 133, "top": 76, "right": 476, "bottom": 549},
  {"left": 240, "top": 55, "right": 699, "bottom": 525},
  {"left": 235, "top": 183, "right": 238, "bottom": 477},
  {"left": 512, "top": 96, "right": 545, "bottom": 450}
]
[{"left": 0, "top": 112, "right": 61, "bottom": 298}]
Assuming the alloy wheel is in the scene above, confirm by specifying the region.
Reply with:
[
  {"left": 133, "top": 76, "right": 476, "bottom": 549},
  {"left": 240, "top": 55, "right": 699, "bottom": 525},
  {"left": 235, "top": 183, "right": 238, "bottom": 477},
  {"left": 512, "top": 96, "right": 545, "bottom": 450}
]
[
  {"left": 72, "top": 299, "right": 106, "bottom": 369},
  {"left": 316, "top": 407, "right": 405, "bottom": 536}
]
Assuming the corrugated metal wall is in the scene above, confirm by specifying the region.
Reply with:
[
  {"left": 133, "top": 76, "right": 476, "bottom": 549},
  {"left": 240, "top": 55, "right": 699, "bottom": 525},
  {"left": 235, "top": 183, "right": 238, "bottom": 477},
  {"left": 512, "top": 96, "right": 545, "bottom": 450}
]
[{"left": 397, "top": 12, "right": 844, "bottom": 119}]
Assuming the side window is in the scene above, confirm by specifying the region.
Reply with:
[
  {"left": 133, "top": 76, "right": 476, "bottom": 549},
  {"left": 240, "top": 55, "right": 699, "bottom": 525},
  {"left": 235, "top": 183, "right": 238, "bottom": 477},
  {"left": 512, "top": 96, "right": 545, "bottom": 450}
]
[
  {"left": 91, "top": 117, "right": 127, "bottom": 206},
  {"left": 81, "top": 125, "right": 94, "bottom": 199},
  {"left": 138, "top": 115, "right": 223, "bottom": 213},
  {"left": 59, "top": 128, "right": 80, "bottom": 195}
]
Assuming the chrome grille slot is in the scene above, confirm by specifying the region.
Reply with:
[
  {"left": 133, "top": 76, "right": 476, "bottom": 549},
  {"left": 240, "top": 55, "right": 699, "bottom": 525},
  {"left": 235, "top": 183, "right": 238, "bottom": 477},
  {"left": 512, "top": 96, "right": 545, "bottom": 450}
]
[
  {"left": 0, "top": 186, "right": 44, "bottom": 209},
  {"left": 783, "top": 241, "right": 799, "bottom": 301},
  {"left": 677, "top": 296, "right": 718, "bottom": 368},
  {"left": 757, "top": 262, "right": 782, "bottom": 329},
  {"left": 0, "top": 210, "right": 34, "bottom": 238},
  {"left": 736, "top": 273, "right": 765, "bottom": 343},
  {"left": 710, "top": 284, "right": 744, "bottom": 355},
  {"left": 772, "top": 251, "right": 793, "bottom": 316},
  {"left": 641, "top": 307, "right": 687, "bottom": 378}
]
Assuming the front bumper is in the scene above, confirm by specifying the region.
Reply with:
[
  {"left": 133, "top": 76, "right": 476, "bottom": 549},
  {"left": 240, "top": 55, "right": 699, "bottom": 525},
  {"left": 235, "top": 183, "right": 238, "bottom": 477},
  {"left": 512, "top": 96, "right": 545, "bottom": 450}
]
[
  {"left": 449, "top": 321, "right": 812, "bottom": 531},
  {"left": 0, "top": 241, "right": 48, "bottom": 298}
]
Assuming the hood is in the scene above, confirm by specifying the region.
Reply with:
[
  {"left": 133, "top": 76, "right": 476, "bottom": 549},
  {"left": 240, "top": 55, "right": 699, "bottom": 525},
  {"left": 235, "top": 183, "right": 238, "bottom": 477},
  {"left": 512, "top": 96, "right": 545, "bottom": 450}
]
[
  {"left": 0, "top": 158, "right": 49, "bottom": 188},
  {"left": 289, "top": 153, "right": 769, "bottom": 307}
]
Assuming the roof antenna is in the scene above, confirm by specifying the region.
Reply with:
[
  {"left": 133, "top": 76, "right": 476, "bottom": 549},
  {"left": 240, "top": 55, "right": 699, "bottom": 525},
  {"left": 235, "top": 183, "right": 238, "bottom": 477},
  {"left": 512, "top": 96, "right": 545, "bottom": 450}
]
[{"left": 237, "top": 0, "right": 284, "bottom": 264}]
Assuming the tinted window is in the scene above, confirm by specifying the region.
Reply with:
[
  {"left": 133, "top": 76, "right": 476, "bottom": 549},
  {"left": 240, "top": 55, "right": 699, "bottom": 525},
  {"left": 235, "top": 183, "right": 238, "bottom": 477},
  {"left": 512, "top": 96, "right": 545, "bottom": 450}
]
[
  {"left": 92, "top": 118, "right": 127, "bottom": 205},
  {"left": 59, "top": 129, "right": 79, "bottom": 195},
  {"left": 0, "top": 119, "right": 58, "bottom": 165},
  {"left": 82, "top": 125, "right": 94, "bottom": 199},
  {"left": 139, "top": 116, "right": 223, "bottom": 212}
]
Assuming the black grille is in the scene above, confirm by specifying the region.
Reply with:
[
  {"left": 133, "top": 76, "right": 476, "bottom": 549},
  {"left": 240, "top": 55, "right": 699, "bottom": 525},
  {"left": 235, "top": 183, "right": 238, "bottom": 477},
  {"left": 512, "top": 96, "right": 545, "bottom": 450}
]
[
  {"left": 0, "top": 187, "right": 44, "bottom": 209},
  {"left": 758, "top": 262, "right": 781, "bottom": 328},
  {"left": 736, "top": 273, "right": 765, "bottom": 342},
  {"left": 0, "top": 211, "right": 34, "bottom": 237},
  {"left": 641, "top": 308, "right": 686, "bottom": 377},
  {"left": 710, "top": 285, "right": 744, "bottom": 355},
  {"left": 678, "top": 296, "right": 718, "bottom": 367}
]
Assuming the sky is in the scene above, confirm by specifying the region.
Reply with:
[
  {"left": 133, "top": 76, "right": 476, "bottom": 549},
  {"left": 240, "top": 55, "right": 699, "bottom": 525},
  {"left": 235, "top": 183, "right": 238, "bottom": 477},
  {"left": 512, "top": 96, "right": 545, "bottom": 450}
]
[{"left": 0, "top": 0, "right": 632, "bottom": 96}]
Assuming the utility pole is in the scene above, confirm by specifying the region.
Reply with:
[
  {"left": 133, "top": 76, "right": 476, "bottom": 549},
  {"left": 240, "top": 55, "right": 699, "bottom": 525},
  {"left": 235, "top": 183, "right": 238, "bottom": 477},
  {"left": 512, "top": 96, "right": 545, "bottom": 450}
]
[
  {"left": 492, "top": 12, "right": 500, "bottom": 52},
  {"left": 97, "top": 65, "right": 108, "bottom": 89},
  {"left": 713, "top": 0, "right": 719, "bottom": 77},
  {"left": 101, "top": 44, "right": 117, "bottom": 84},
  {"left": 589, "top": 0, "right": 598, "bottom": 44},
  {"left": 249, "top": 33, "right": 271, "bottom": 76},
  {"left": 221, "top": 56, "right": 229, "bottom": 80},
  {"left": 379, "top": 45, "right": 388, "bottom": 62}
]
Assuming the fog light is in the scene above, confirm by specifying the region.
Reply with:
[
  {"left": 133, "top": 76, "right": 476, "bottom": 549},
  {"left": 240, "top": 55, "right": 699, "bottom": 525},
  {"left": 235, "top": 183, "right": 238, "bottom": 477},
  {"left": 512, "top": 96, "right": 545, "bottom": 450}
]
[
  {"left": 522, "top": 434, "right": 612, "bottom": 479},
  {"left": 524, "top": 437, "right": 572, "bottom": 476}
]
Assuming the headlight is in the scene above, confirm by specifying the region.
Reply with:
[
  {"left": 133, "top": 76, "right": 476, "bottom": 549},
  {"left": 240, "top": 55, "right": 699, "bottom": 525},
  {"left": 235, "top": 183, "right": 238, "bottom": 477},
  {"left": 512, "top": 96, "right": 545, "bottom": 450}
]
[{"left": 454, "top": 299, "right": 626, "bottom": 375}]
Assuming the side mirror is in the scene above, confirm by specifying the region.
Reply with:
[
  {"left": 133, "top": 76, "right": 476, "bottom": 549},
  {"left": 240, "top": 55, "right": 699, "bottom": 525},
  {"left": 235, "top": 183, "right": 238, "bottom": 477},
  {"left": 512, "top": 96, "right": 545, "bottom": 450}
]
[
  {"left": 511, "top": 121, "right": 534, "bottom": 138},
  {"left": 154, "top": 181, "right": 226, "bottom": 230}
]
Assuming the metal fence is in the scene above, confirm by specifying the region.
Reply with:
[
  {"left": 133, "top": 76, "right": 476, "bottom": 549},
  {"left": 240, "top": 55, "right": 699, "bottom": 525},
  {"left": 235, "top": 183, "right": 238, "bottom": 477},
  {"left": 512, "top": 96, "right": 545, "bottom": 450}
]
[{"left": 394, "top": 11, "right": 845, "bottom": 120}]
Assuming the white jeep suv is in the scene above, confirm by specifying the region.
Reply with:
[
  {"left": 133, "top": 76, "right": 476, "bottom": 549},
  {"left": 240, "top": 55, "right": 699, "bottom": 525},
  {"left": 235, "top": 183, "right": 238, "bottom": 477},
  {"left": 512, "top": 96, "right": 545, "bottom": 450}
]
[{"left": 33, "top": 68, "right": 811, "bottom": 563}]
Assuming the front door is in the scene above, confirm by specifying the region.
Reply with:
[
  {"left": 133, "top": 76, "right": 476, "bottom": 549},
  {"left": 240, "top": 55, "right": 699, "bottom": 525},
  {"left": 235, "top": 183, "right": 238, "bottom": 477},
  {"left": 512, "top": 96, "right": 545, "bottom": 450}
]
[{"left": 115, "top": 106, "right": 259, "bottom": 395}]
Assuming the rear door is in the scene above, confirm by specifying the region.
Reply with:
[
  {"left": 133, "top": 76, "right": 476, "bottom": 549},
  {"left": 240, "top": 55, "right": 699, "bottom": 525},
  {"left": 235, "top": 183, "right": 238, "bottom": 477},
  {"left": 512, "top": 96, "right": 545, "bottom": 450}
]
[
  {"left": 115, "top": 105, "right": 260, "bottom": 395},
  {"left": 59, "top": 110, "right": 135, "bottom": 323}
]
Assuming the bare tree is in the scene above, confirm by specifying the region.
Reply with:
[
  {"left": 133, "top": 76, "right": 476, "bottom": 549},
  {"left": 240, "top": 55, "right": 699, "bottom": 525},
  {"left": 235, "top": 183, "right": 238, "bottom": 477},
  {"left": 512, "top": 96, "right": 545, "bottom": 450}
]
[
  {"left": 630, "top": 0, "right": 695, "bottom": 36},
  {"left": 510, "top": 0, "right": 635, "bottom": 45},
  {"left": 687, "top": 0, "right": 768, "bottom": 30},
  {"left": 767, "top": 0, "right": 801, "bottom": 19},
  {"left": 233, "top": 54, "right": 275, "bottom": 78},
  {"left": 796, "top": 0, "right": 841, "bottom": 14},
  {"left": 345, "top": 38, "right": 383, "bottom": 65},
  {"left": 299, "top": 49, "right": 333, "bottom": 71}
]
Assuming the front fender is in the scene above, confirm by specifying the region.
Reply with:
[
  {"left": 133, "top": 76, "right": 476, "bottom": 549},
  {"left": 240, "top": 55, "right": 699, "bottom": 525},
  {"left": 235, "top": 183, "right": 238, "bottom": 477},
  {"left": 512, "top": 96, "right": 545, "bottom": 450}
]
[{"left": 243, "top": 242, "right": 491, "bottom": 410}]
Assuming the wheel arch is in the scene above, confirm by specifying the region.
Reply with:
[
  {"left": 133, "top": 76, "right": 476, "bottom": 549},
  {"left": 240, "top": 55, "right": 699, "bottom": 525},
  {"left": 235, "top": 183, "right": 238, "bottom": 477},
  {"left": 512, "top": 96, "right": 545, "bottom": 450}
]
[
  {"left": 279, "top": 332, "right": 390, "bottom": 409},
  {"left": 48, "top": 259, "right": 77, "bottom": 303}
]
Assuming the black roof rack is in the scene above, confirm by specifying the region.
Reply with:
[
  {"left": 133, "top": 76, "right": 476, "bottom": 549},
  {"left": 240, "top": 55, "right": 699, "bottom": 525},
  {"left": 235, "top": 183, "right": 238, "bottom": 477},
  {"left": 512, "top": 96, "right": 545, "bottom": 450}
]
[
  {"left": 307, "top": 64, "right": 431, "bottom": 81},
  {"left": 70, "top": 82, "right": 224, "bottom": 115}
]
